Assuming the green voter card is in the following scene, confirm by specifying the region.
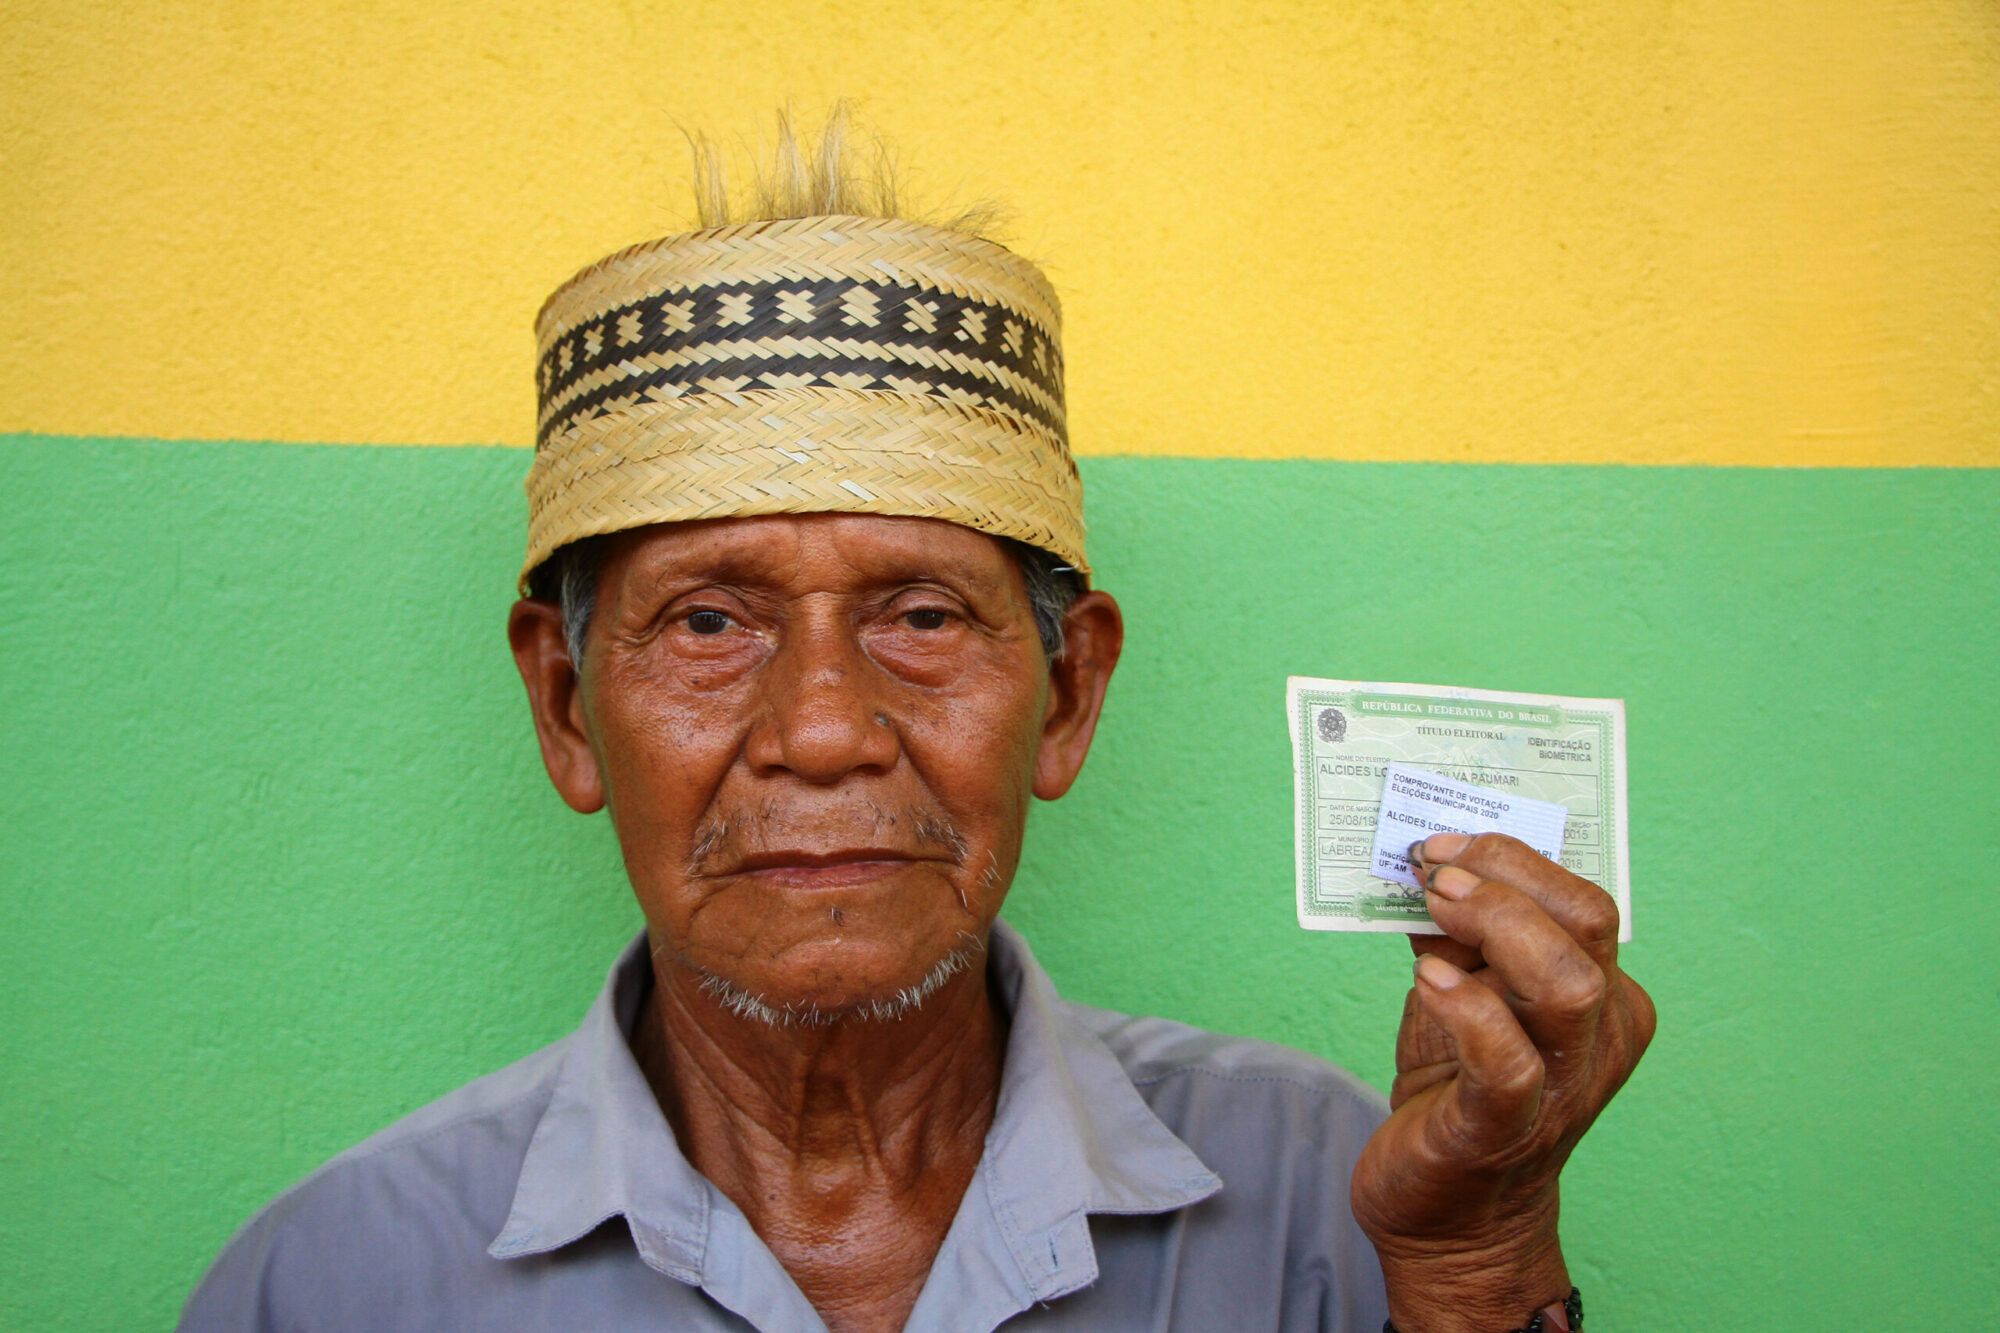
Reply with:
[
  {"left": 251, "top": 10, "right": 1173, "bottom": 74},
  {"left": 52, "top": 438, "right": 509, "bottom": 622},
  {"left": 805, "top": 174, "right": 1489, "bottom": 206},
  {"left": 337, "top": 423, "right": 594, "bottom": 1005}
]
[{"left": 1288, "top": 677, "right": 1631, "bottom": 940}]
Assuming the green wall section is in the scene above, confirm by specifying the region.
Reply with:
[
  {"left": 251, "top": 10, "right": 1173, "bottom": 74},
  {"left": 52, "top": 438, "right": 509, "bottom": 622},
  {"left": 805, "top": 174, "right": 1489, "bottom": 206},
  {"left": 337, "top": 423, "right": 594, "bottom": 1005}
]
[{"left": 3, "top": 435, "right": 1996, "bottom": 1328}]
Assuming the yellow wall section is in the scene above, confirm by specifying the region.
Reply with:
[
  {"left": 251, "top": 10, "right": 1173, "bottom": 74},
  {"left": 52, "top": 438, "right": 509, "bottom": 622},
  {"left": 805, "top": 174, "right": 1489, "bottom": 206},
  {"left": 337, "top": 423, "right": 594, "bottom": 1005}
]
[{"left": 4, "top": 1, "right": 1996, "bottom": 465}]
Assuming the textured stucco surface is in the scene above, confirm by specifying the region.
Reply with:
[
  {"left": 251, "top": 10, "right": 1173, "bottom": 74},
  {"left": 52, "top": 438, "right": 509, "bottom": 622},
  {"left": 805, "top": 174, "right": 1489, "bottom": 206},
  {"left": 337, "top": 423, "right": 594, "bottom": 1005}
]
[
  {"left": 3, "top": 436, "right": 1997, "bottom": 1329},
  {"left": 5, "top": 2, "right": 1999, "bottom": 1329},
  {"left": 4, "top": 0, "right": 1998, "bottom": 463}
]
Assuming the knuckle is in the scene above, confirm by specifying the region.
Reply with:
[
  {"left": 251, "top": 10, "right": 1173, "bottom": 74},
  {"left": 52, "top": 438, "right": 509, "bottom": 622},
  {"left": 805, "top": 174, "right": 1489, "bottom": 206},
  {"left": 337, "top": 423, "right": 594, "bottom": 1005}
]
[
  {"left": 1464, "top": 831, "right": 1593, "bottom": 902},
  {"left": 1488, "top": 889, "right": 1558, "bottom": 944},
  {"left": 1460, "top": 988, "right": 1543, "bottom": 1086},
  {"left": 1491, "top": 1041, "right": 1546, "bottom": 1094},
  {"left": 1496, "top": 1024, "right": 1536, "bottom": 1080},
  {"left": 1484, "top": 885, "right": 1539, "bottom": 927},
  {"left": 1623, "top": 975, "right": 1660, "bottom": 1048},
  {"left": 1545, "top": 957, "right": 1608, "bottom": 1015},
  {"left": 1573, "top": 889, "right": 1621, "bottom": 945},
  {"left": 1464, "top": 830, "right": 1530, "bottom": 870}
]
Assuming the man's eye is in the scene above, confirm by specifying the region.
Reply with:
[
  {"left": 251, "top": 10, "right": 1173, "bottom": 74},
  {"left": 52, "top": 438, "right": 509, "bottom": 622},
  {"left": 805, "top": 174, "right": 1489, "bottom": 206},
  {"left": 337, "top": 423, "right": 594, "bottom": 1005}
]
[
  {"left": 686, "top": 610, "right": 732, "bottom": 635},
  {"left": 903, "top": 608, "right": 949, "bottom": 631}
]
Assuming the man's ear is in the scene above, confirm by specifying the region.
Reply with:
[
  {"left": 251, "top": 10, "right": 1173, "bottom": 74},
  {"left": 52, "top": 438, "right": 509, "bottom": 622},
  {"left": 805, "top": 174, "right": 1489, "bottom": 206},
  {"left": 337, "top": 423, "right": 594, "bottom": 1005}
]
[
  {"left": 1033, "top": 590, "right": 1124, "bottom": 801},
  {"left": 507, "top": 599, "right": 606, "bottom": 814}
]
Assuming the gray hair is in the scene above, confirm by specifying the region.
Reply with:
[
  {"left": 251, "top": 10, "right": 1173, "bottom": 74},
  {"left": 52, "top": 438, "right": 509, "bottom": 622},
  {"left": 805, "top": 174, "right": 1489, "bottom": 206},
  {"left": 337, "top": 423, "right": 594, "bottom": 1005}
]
[{"left": 525, "top": 534, "right": 1082, "bottom": 671}]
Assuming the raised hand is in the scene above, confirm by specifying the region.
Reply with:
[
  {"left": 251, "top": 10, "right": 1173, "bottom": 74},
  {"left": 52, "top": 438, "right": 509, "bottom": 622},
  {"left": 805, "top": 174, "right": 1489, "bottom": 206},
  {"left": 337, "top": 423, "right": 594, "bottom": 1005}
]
[{"left": 1350, "top": 832, "right": 1656, "bottom": 1332}]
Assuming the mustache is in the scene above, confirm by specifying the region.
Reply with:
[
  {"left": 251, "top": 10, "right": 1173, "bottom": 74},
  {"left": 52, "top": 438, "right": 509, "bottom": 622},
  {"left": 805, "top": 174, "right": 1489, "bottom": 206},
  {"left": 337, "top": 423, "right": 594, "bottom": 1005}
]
[{"left": 686, "top": 799, "right": 970, "bottom": 873}]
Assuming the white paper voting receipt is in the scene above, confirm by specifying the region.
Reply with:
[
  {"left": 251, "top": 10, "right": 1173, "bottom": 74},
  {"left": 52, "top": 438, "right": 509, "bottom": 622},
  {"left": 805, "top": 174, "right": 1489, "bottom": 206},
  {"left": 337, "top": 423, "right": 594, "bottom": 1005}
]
[
  {"left": 1287, "top": 677, "right": 1631, "bottom": 940},
  {"left": 1370, "top": 763, "right": 1569, "bottom": 888}
]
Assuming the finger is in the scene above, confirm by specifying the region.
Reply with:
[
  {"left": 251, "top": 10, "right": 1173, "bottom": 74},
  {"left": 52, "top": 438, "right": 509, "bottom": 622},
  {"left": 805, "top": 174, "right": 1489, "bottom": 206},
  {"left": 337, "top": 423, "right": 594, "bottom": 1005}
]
[
  {"left": 1391, "top": 985, "right": 1459, "bottom": 1107},
  {"left": 1405, "top": 839, "right": 1489, "bottom": 973},
  {"left": 1417, "top": 831, "right": 1623, "bottom": 967},
  {"left": 1423, "top": 865, "right": 1608, "bottom": 1060},
  {"left": 1412, "top": 953, "right": 1544, "bottom": 1157},
  {"left": 1409, "top": 931, "right": 1484, "bottom": 975}
]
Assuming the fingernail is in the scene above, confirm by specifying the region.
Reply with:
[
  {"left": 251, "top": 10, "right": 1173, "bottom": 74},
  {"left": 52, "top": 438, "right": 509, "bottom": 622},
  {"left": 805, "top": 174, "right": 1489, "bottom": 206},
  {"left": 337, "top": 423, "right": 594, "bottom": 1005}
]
[
  {"left": 1428, "top": 865, "right": 1479, "bottom": 900},
  {"left": 1414, "top": 954, "right": 1463, "bottom": 990},
  {"left": 1406, "top": 838, "right": 1428, "bottom": 867},
  {"left": 1540, "top": 1300, "right": 1572, "bottom": 1331},
  {"left": 1422, "top": 832, "right": 1473, "bottom": 862}
]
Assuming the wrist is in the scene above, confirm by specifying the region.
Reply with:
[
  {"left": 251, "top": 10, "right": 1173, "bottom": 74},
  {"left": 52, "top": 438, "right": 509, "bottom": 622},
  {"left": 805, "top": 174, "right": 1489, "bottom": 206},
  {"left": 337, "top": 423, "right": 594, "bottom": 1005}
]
[
  {"left": 1384, "top": 1288, "right": 1581, "bottom": 1333},
  {"left": 1374, "top": 1213, "right": 1569, "bottom": 1333}
]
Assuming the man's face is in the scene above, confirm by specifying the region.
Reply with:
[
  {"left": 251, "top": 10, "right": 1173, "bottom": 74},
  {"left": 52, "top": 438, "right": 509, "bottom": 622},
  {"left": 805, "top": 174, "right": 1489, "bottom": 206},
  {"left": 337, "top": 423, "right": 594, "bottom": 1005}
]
[{"left": 551, "top": 513, "right": 1078, "bottom": 1018}]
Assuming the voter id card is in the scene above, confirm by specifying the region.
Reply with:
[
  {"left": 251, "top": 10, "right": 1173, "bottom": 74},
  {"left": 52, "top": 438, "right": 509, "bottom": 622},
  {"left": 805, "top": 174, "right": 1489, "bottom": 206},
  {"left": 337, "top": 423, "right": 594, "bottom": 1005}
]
[{"left": 1287, "top": 677, "right": 1631, "bottom": 940}]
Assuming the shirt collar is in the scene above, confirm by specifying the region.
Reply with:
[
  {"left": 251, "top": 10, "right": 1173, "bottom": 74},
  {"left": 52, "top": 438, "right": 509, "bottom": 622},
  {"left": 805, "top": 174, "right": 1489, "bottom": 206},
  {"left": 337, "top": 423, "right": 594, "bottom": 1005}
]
[
  {"left": 486, "top": 931, "right": 712, "bottom": 1282},
  {"left": 961, "top": 920, "right": 1222, "bottom": 1303},
  {"left": 488, "top": 920, "right": 1221, "bottom": 1320}
]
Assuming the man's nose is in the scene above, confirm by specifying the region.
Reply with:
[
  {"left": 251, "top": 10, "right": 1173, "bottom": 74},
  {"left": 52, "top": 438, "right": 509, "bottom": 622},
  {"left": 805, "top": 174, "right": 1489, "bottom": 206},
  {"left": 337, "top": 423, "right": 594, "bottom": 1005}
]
[{"left": 746, "top": 622, "right": 900, "bottom": 784}]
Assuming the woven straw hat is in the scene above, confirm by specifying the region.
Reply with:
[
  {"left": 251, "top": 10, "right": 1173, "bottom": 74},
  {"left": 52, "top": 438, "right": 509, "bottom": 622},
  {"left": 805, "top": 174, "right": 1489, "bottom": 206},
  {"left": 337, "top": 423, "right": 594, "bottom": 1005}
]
[{"left": 522, "top": 214, "right": 1085, "bottom": 590}]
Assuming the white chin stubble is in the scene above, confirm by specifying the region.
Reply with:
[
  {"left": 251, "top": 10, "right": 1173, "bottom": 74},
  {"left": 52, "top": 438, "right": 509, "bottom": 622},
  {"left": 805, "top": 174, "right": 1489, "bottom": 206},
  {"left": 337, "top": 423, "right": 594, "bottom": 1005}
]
[{"left": 690, "top": 931, "right": 984, "bottom": 1029}]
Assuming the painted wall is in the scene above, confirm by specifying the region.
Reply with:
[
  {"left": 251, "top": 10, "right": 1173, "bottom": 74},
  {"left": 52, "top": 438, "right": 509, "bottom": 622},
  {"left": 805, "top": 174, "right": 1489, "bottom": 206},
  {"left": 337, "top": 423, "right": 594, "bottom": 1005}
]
[{"left": 3, "top": 4, "right": 1996, "bottom": 1330}]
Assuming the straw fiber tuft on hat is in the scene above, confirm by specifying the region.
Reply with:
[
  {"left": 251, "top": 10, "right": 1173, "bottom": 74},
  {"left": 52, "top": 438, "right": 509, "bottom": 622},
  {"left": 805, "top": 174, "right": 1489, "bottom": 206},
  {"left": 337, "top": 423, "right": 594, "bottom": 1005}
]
[{"left": 522, "top": 119, "right": 1084, "bottom": 591}]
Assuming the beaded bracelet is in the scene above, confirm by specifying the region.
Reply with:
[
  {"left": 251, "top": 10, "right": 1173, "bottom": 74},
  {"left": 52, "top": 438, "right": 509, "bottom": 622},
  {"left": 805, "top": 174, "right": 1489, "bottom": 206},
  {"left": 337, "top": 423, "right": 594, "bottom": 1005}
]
[{"left": 1382, "top": 1286, "right": 1583, "bottom": 1333}]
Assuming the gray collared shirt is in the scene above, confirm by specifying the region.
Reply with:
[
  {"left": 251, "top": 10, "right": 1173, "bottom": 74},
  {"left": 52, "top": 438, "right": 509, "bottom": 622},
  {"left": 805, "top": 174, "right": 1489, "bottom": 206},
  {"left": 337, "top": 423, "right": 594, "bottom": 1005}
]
[{"left": 181, "top": 922, "right": 1390, "bottom": 1331}]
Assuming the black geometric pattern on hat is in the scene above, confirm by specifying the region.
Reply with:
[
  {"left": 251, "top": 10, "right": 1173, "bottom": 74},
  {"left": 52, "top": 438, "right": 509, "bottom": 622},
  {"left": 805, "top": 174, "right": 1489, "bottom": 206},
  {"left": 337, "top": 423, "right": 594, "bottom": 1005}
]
[{"left": 536, "top": 277, "right": 1066, "bottom": 450}]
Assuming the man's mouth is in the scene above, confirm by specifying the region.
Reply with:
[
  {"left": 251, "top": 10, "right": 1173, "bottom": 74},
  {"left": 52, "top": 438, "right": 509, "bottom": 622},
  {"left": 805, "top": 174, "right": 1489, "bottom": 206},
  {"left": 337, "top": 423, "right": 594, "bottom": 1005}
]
[{"left": 727, "top": 848, "right": 932, "bottom": 888}]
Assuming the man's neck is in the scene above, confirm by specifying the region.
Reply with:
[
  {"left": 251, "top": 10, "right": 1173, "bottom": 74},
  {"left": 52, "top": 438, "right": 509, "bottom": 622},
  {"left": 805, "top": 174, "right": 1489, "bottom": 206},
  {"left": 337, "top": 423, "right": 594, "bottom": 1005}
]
[{"left": 631, "top": 941, "right": 1008, "bottom": 1333}]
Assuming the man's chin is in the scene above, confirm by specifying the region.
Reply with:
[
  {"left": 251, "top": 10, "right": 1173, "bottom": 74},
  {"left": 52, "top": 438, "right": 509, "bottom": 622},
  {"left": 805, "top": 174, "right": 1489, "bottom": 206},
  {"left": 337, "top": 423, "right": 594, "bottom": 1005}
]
[{"left": 691, "top": 928, "right": 987, "bottom": 1029}]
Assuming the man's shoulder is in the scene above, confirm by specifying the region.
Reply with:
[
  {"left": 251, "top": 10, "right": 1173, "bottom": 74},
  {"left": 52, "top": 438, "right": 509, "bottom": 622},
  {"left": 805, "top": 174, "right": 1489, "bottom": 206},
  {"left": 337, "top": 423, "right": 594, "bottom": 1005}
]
[
  {"left": 1059, "top": 996, "right": 1389, "bottom": 1126},
  {"left": 179, "top": 1038, "right": 570, "bottom": 1330},
  {"left": 342, "top": 1035, "right": 568, "bottom": 1162},
  {"left": 279, "top": 1034, "right": 568, "bottom": 1207}
]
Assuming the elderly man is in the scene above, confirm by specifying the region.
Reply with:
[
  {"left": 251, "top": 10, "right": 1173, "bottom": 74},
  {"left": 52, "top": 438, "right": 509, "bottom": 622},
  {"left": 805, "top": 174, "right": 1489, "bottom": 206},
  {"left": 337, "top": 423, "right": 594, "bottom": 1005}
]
[{"left": 182, "top": 145, "right": 1652, "bottom": 1333}]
